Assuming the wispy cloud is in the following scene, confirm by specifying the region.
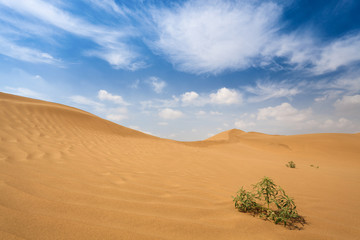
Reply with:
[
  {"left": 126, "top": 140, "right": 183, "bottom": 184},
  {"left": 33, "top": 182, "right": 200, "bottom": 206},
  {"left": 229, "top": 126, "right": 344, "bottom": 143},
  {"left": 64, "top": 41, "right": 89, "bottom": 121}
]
[
  {"left": 150, "top": 0, "right": 282, "bottom": 74},
  {"left": 0, "top": 0, "right": 142, "bottom": 69},
  {"left": 4, "top": 87, "right": 47, "bottom": 100},
  {"left": 69, "top": 95, "right": 104, "bottom": 107},
  {"left": 147, "top": 76, "right": 166, "bottom": 94},
  {"left": 313, "top": 32, "right": 360, "bottom": 74},
  {"left": 245, "top": 81, "right": 300, "bottom": 102},
  {"left": 0, "top": 36, "right": 60, "bottom": 64},
  {"left": 85, "top": 0, "right": 128, "bottom": 16}
]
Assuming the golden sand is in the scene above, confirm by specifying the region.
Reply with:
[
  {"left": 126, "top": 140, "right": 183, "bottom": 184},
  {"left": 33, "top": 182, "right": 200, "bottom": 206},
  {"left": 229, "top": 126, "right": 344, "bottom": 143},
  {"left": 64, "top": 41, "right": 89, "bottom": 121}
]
[{"left": 1, "top": 92, "right": 359, "bottom": 239}]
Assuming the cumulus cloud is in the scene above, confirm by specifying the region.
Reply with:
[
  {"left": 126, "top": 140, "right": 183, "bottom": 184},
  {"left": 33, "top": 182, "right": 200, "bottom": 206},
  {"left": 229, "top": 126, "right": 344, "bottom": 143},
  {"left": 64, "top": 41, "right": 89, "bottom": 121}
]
[
  {"left": 147, "top": 76, "right": 166, "bottom": 94},
  {"left": 70, "top": 94, "right": 129, "bottom": 122},
  {"left": 105, "top": 107, "right": 128, "bottom": 121},
  {"left": 151, "top": 0, "right": 281, "bottom": 74},
  {"left": 257, "top": 102, "right": 311, "bottom": 122},
  {"left": 98, "top": 90, "right": 129, "bottom": 105},
  {"left": 320, "top": 118, "right": 352, "bottom": 129},
  {"left": 334, "top": 94, "right": 360, "bottom": 107},
  {"left": 334, "top": 95, "right": 360, "bottom": 115},
  {"left": 181, "top": 91, "right": 199, "bottom": 104},
  {"left": 234, "top": 120, "right": 256, "bottom": 130},
  {"left": 210, "top": 87, "right": 241, "bottom": 105},
  {"left": 159, "top": 108, "right": 183, "bottom": 119}
]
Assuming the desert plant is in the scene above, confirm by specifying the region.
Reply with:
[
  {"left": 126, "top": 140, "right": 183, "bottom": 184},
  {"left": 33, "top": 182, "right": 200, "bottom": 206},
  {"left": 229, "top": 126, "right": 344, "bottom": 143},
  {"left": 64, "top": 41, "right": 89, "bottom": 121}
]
[
  {"left": 253, "top": 176, "right": 278, "bottom": 209},
  {"left": 233, "top": 177, "right": 305, "bottom": 229},
  {"left": 233, "top": 187, "right": 259, "bottom": 213},
  {"left": 273, "top": 187, "right": 299, "bottom": 226},
  {"left": 286, "top": 161, "right": 296, "bottom": 168}
]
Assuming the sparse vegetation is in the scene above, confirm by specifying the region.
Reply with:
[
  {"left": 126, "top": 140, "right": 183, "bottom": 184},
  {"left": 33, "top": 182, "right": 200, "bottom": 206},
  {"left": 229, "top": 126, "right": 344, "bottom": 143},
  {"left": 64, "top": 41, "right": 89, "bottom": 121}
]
[
  {"left": 310, "top": 164, "right": 319, "bottom": 168},
  {"left": 286, "top": 161, "right": 296, "bottom": 168},
  {"left": 233, "top": 176, "right": 305, "bottom": 229}
]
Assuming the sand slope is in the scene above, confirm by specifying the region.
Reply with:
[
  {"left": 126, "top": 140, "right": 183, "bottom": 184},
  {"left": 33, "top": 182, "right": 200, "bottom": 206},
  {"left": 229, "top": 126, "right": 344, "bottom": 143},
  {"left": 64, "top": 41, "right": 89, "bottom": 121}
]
[{"left": 1, "top": 92, "right": 360, "bottom": 239}]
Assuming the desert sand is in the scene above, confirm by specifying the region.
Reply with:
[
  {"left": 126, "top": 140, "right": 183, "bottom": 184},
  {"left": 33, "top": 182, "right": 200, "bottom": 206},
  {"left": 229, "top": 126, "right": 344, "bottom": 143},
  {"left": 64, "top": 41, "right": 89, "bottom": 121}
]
[{"left": 0, "top": 92, "right": 359, "bottom": 240}]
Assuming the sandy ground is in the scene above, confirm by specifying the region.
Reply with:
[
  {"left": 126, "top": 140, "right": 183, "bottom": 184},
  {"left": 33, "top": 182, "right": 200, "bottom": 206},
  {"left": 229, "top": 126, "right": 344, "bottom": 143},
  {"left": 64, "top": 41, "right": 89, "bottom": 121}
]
[{"left": 0, "top": 92, "right": 359, "bottom": 240}]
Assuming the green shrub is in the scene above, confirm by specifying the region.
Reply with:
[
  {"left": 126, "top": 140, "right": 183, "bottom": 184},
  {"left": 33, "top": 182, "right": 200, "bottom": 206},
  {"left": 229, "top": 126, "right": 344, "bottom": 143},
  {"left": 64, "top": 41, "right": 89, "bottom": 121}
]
[
  {"left": 286, "top": 161, "right": 296, "bottom": 168},
  {"left": 233, "top": 177, "right": 305, "bottom": 229}
]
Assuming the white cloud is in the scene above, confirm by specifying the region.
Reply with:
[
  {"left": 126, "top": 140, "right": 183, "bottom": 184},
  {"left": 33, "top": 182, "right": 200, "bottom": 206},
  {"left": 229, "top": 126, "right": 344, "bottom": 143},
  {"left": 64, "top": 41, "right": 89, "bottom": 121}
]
[
  {"left": 140, "top": 95, "right": 179, "bottom": 109},
  {"left": 181, "top": 91, "right": 199, "bottom": 104},
  {"left": 159, "top": 108, "right": 183, "bottom": 119},
  {"left": 210, "top": 87, "right": 241, "bottom": 105},
  {"left": 85, "top": 0, "right": 127, "bottom": 16},
  {"left": 151, "top": 0, "right": 282, "bottom": 74},
  {"left": 265, "top": 31, "right": 317, "bottom": 69},
  {"left": 4, "top": 87, "right": 47, "bottom": 100},
  {"left": 320, "top": 118, "right": 352, "bottom": 129},
  {"left": 158, "top": 122, "right": 168, "bottom": 126},
  {"left": 69, "top": 95, "right": 103, "bottom": 107},
  {"left": 0, "top": 36, "right": 59, "bottom": 64},
  {"left": 245, "top": 81, "right": 300, "bottom": 102},
  {"left": 257, "top": 102, "right": 311, "bottom": 122},
  {"left": 130, "top": 79, "right": 140, "bottom": 89},
  {"left": 98, "top": 90, "right": 129, "bottom": 105},
  {"left": 150, "top": 0, "right": 358, "bottom": 75},
  {"left": 266, "top": 31, "right": 360, "bottom": 74},
  {"left": 334, "top": 94, "right": 360, "bottom": 107},
  {"left": 334, "top": 95, "right": 360, "bottom": 114},
  {"left": 0, "top": 0, "right": 142, "bottom": 69},
  {"left": 210, "top": 111, "right": 222, "bottom": 116},
  {"left": 196, "top": 110, "right": 206, "bottom": 116},
  {"left": 234, "top": 120, "right": 256, "bottom": 130},
  {"left": 106, "top": 114, "right": 127, "bottom": 121},
  {"left": 86, "top": 47, "right": 146, "bottom": 71},
  {"left": 314, "top": 33, "right": 360, "bottom": 74},
  {"left": 103, "top": 107, "right": 128, "bottom": 122},
  {"left": 147, "top": 76, "right": 166, "bottom": 93}
]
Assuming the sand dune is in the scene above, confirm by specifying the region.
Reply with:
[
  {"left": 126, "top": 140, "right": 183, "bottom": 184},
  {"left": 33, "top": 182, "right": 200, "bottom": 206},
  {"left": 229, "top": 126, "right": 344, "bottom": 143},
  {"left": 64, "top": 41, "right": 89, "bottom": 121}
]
[{"left": 1, "top": 92, "right": 360, "bottom": 239}]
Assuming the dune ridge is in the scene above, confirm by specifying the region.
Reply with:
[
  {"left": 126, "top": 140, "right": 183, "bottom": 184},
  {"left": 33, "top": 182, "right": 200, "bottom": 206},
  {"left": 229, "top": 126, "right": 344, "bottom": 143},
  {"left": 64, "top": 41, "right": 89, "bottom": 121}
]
[{"left": 1, "top": 92, "right": 360, "bottom": 240}]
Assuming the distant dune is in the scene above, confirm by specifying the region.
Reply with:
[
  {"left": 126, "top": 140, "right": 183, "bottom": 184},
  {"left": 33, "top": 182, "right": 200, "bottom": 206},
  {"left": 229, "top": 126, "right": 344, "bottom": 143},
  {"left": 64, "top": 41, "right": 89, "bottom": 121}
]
[{"left": 1, "top": 92, "right": 360, "bottom": 240}]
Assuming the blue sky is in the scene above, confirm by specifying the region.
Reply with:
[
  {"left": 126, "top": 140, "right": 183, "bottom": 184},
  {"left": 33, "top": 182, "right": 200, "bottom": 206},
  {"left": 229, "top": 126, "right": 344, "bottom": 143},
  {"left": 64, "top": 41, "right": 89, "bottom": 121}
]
[{"left": 1, "top": 0, "right": 360, "bottom": 140}]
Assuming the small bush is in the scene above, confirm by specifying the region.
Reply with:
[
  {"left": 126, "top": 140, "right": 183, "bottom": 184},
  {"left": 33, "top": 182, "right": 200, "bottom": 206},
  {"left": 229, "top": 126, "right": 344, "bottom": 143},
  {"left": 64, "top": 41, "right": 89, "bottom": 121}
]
[
  {"left": 286, "top": 161, "right": 296, "bottom": 168},
  {"left": 233, "top": 177, "right": 305, "bottom": 229},
  {"left": 310, "top": 164, "right": 319, "bottom": 168}
]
